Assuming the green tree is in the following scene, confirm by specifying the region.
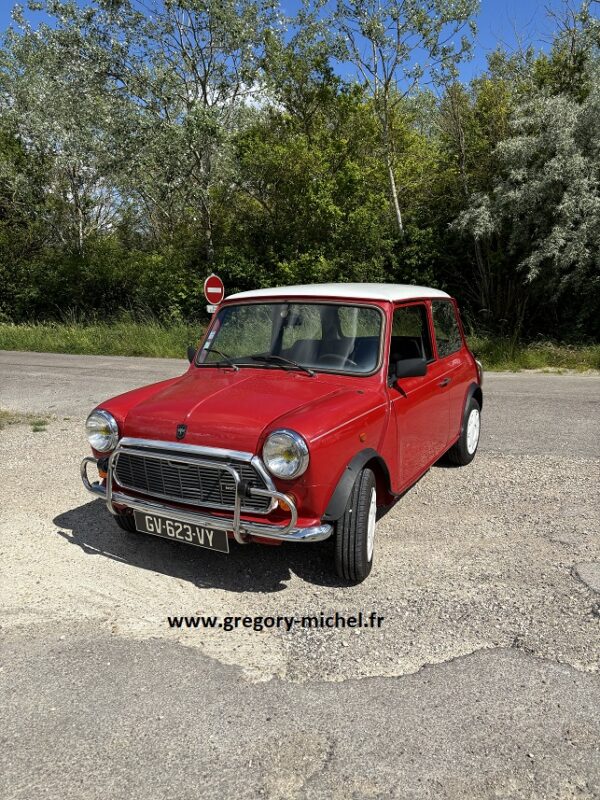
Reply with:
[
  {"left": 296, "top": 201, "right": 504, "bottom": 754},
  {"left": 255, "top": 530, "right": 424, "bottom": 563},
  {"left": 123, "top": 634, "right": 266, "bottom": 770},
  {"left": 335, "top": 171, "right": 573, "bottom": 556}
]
[
  {"left": 331, "top": 0, "right": 478, "bottom": 234},
  {"left": 454, "top": 8, "right": 600, "bottom": 338},
  {"left": 1, "top": 7, "right": 121, "bottom": 255}
]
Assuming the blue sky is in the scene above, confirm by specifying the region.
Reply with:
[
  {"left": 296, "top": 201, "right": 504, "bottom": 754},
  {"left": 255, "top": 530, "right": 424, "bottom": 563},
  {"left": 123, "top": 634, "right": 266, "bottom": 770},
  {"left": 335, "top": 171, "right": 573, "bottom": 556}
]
[
  {"left": 462, "top": 0, "right": 570, "bottom": 79},
  {"left": 0, "top": 0, "right": 575, "bottom": 82}
]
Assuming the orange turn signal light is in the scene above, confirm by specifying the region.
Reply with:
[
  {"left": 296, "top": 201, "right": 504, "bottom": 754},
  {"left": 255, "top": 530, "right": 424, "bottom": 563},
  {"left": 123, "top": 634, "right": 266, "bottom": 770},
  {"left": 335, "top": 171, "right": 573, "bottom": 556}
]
[
  {"left": 98, "top": 468, "right": 107, "bottom": 479},
  {"left": 278, "top": 493, "right": 297, "bottom": 512}
]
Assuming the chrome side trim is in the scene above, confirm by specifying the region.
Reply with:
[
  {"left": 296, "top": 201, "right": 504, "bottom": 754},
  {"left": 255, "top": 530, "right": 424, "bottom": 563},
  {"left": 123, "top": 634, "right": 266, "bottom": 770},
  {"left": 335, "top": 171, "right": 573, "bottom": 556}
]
[{"left": 81, "top": 457, "right": 331, "bottom": 543}]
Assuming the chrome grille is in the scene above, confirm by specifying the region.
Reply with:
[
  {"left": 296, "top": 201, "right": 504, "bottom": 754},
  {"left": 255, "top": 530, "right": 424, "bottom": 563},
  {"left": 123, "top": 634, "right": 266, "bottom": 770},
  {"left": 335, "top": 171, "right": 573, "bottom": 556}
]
[{"left": 113, "top": 450, "right": 271, "bottom": 513}]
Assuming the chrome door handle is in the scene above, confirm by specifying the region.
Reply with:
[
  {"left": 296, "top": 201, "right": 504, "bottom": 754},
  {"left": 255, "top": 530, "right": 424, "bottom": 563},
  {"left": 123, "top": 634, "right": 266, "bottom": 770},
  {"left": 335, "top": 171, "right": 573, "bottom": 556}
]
[{"left": 438, "top": 377, "right": 451, "bottom": 387}]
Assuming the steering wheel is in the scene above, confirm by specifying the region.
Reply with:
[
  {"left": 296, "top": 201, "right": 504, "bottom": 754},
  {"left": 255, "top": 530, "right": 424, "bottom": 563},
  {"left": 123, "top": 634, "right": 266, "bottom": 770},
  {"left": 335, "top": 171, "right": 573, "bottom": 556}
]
[{"left": 318, "top": 353, "right": 358, "bottom": 368}]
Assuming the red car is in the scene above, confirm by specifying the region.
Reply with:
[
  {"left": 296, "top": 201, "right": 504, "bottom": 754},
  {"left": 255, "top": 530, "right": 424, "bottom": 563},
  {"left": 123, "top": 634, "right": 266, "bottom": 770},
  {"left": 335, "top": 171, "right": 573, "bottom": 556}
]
[{"left": 81, "top": 283, "right": 483, "bottom": 583}]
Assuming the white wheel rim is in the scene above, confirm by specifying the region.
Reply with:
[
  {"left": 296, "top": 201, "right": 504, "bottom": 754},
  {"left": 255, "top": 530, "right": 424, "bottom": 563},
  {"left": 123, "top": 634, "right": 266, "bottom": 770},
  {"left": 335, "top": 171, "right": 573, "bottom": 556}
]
[
  {"left": 466, "top": 408, "right": 480, "bottom": 455},
  {"left": 366, "top": 487, "right": 376, "bottom": 562}
]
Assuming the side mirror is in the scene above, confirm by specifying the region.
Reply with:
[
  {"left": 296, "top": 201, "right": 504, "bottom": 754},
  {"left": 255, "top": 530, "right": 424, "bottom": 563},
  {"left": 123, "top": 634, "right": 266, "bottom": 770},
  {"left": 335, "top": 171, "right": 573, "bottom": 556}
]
[
  {"left": 394, "top": 357, "right": 427, "bottom": 380},
  {"left": 187, "top": 345, "right": 196, "bottom": 364}
]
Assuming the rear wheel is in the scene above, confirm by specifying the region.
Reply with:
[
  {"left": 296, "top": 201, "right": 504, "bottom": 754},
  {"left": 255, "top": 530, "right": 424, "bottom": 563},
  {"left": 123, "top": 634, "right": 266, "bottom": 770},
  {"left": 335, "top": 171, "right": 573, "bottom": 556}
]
[
  {"left": 334, "top": 467, "right": 377, "bottom": 583},
  {"left": 445, "top": 396, "right": 481, "bottom": 466},
  {"left": 114, "top": 513, "right": 137, "bottom": 533}
]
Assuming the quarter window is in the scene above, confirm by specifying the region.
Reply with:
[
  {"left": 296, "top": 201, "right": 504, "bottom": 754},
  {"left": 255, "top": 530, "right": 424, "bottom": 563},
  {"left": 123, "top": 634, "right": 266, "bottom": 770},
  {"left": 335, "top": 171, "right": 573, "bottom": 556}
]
[{"left": 432, "top": 301, "right": 462, "bottom": 358}]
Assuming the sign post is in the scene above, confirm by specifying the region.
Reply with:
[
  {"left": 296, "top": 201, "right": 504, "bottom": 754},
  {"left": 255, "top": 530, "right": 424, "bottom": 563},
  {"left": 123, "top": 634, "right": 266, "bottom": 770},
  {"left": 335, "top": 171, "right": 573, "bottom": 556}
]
[{"left": 203, "top": 274, "right": 225, "bottom": 313}]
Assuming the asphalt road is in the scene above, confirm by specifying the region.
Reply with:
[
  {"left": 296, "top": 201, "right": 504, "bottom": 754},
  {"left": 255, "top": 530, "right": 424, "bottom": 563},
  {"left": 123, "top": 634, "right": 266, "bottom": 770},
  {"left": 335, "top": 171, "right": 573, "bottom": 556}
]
[
  {"left": 0, "top": 349, "right": 598, "bottom": 457},
  {"left": 0, "top": 351, "right": 599, "bottom": 799}
]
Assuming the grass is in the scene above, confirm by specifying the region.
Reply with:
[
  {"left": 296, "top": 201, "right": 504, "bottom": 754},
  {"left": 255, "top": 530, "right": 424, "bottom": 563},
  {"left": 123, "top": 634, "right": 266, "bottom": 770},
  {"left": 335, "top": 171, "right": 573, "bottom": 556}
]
[
  {"left": 30, "top": 419, "right": 49, "bottom": 432},
  {"left": 0, "top": 408, "right": 51, "bottom": 432},
  {"left": 0, "top": 319, "right": 202, "bottom": 359},
  {"left": 0, "top": 320, "right": 598, "bottom": 371},
  {"left": 468, "top": 336, "right": 600, "bottom": 372}
]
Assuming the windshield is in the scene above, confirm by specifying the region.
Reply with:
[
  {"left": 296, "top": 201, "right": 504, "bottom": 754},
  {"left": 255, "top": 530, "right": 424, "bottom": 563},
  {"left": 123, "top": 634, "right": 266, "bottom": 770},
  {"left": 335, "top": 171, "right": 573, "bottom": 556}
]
[{"left": 197, "top": 302, "right": 383, "bottom": 375}]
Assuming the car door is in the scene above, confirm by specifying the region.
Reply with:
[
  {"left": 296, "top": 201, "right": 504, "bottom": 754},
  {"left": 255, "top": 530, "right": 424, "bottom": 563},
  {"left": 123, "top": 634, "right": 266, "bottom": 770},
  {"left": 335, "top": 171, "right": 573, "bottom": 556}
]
[
  {"left": 387, "top": 302, "right": 451, "bottom": 489},
  {"left": 430, "top": 299, "right": 470, "bottom": 444}
]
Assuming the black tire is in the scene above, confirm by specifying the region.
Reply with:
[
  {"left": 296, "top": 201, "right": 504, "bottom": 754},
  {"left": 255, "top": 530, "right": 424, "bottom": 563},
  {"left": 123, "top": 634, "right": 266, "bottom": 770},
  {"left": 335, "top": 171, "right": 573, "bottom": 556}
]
[
  {"left": 114, "top": 513, "right": 138, "bottom": 533},
  {"left": 445, "top": 396, "right": 481, "bottom": 466},
  {"left": 334, "top": 467, "right": 377, "bottom": 583}
]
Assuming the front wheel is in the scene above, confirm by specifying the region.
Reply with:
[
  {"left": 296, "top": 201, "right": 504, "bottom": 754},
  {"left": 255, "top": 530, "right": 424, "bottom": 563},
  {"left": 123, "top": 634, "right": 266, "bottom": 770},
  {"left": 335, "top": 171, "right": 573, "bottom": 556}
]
[
  {"left": 445, "top": 397, "right": 481, "bottom": 466},
  {"left": 334, "top": 467, "right": 377, "bottom": 583}
]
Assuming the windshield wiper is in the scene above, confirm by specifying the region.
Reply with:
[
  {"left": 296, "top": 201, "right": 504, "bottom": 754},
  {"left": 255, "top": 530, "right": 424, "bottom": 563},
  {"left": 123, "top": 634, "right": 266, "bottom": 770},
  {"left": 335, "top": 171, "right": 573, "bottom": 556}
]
[
  {"left": 249, "top": 354, "right": 315, "bottom": 377},
  {"left": 202, "top": 346, "right": 240, "bottom": 371}
]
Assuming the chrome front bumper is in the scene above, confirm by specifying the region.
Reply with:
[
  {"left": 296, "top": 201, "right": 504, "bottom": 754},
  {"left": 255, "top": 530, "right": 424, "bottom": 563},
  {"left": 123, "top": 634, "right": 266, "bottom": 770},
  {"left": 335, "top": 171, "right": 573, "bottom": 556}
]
[{"left": 80, "top": 441, "right": 332, "bottom": 544}]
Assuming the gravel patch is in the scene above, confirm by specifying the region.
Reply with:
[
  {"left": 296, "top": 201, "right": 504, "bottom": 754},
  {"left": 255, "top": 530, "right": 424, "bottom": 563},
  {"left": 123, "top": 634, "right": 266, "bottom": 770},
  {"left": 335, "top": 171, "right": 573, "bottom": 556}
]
[
  {"left": 1, "top": 416, "right": 598, "bottom": 683},
  {"left": 2, "top": 357, "right": 600, "bottom": 798}
]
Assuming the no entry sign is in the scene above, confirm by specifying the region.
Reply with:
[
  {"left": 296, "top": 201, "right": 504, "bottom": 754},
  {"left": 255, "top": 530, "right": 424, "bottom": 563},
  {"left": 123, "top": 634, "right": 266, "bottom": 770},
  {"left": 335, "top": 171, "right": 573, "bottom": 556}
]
[{"left": 203, "top": 274, "right": 225, "bottom": 305}]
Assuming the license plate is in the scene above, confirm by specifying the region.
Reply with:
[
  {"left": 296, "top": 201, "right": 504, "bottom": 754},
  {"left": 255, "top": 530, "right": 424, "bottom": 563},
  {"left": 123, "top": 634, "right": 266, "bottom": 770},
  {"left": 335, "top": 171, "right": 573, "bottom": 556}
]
[{"left": 133, "top": 511, "right": 229, "bottom": 554}]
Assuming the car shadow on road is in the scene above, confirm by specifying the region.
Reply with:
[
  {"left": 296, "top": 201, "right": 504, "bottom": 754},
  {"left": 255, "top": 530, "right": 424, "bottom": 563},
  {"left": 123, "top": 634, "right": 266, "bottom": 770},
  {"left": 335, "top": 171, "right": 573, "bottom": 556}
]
[{"left": 53, "top": 499, "right": 349, "bottom": 593}]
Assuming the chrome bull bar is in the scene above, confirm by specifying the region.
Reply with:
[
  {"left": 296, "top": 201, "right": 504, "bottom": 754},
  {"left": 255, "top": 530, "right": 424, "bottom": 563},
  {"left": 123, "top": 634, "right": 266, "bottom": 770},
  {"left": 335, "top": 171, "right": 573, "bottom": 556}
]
[{"left": 80, "top": 445, "right": 332, "bottom": 544}]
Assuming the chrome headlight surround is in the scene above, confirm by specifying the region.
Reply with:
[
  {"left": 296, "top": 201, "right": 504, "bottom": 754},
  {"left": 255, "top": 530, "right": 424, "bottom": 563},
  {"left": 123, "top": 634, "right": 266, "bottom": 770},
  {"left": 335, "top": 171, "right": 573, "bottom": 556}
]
[
  {"left": 85, "top": 409, "right": 119, "bottom": 453},
  {"left": 262, "top": 429, "right": 309, "bottom": 480}
]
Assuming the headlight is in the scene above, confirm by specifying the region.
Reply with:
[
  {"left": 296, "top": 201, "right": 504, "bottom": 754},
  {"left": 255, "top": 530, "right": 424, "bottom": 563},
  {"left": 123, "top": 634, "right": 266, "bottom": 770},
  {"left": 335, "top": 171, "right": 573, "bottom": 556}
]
[
  {"left": 262, "top": 429, "right": 309, "bottom": 479},
  {"left": 86, "top": 409, "right": 119, "bottom": 452}
]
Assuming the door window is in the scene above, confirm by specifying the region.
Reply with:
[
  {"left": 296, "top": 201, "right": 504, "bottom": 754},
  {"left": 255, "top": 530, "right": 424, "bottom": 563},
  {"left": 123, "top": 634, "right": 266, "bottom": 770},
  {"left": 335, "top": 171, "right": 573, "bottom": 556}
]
[
  {"left": 389, "top": 304, "right": 433, "bottom": 372},
  {"left": 431, "top": 301, "right": 462, "bottom": 358}
]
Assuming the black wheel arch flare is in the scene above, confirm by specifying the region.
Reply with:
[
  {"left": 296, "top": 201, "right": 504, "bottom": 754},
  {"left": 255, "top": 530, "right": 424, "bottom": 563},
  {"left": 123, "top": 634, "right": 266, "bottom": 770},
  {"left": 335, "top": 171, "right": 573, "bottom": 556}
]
[
  {"left": 461, "top": 382, "right": 483, "bottom": 433},
  {"left": 323, "top": 448, "right": 392, "bottom": 522}
]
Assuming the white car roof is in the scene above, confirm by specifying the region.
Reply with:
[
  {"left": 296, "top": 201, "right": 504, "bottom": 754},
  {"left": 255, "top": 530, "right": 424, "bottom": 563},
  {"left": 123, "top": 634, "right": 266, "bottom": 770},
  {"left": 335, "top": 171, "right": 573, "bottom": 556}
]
[{"left": 226, "top": 283, "right": 451, "bottom": 302}]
